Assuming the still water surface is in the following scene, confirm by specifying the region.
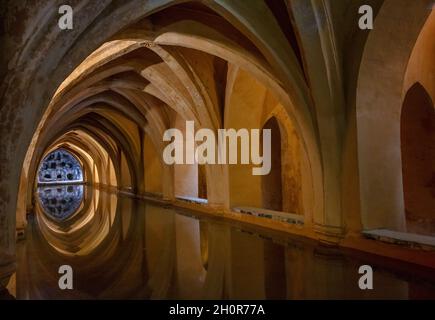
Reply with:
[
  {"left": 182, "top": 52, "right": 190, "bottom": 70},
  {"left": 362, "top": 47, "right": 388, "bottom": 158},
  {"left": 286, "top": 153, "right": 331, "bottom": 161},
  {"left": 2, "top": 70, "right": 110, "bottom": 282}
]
[{"left": 15, "top": 185, "right": 435, "bottom": 299}]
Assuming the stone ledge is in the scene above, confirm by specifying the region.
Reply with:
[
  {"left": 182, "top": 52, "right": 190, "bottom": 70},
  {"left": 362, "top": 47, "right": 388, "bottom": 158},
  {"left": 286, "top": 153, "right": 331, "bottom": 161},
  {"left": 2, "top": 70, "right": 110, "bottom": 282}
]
[
  {"left": 363, "top": 229, "right": 435, "bottom": 250},
  {"left": 233, "top": 206, "right": 304, "bottom": 226},
  {"left": 176, "top": 196, "right": 208, "bottom": 205}
]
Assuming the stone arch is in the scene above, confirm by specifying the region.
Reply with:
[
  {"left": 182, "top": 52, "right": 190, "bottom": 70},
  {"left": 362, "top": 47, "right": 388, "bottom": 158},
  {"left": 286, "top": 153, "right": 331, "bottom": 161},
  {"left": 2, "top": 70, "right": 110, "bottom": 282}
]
[
  {"left": 401, "top": 82, "right": 435, "bottom": 235},
  {"left": 356, "top": 0, "right": 433, "bottom": 231},
  {"left": 264, "top": 105, "right": 305, "bottom": 217},
  {"left": 261, "top": 116, "right": 283, "bottom": 211},
  {"left": 224, "top": 66, "right": 307, "bottom": 219},
  {"left": 224, "top": 66, "right": 267, "bottom": 209},
  {"left": 0, "top": 0, "right": 326, "bottom": 269}
]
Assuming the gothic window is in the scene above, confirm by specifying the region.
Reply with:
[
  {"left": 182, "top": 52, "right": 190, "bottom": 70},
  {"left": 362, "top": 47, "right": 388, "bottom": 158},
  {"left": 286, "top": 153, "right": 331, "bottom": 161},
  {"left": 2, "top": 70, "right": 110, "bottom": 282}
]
[{"left": 38, "top": 149, "right": 83, "bottom": 184}]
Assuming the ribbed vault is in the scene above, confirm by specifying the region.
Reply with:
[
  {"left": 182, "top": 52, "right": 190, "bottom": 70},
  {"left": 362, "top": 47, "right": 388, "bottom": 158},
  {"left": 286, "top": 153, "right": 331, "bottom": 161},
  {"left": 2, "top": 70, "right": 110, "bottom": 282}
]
[{"left": 1, "top": 0, "right": 434, "bottom": 288}]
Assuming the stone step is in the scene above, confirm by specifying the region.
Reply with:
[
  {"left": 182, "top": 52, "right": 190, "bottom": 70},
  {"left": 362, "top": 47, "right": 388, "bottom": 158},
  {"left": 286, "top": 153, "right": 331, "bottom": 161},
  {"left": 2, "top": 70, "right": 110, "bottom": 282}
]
[
  {"left": 363, "top": 229, "right": 435, "bottom": 250},
  {"left": 233, "top": 206, "right": 304, "bottom": 226}
]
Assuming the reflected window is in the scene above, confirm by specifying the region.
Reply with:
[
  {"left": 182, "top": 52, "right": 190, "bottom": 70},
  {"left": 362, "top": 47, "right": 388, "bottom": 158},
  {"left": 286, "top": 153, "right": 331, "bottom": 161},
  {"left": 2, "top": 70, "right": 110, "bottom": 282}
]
[
  {"left": 38, "top": 149, "right": 83, "bottom": 184},
  {"left": 37, "top": 185, "right": 84, "bottom": 220}
]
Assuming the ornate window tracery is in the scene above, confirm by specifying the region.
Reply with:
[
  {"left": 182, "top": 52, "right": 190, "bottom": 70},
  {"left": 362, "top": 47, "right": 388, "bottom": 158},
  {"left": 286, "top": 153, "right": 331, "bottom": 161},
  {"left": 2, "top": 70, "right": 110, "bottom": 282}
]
[{"left": 38, "top": 149, "right": 83, "bottom": 184}]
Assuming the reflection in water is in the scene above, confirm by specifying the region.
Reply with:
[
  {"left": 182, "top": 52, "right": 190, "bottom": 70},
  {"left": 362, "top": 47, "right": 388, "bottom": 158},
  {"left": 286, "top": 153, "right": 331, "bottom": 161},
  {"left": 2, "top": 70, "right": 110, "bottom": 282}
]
[
  {"left": 37, "top": 185, "right": 84, "bottom": 220},
  {"left": 16, "top": 188, "right": 435, "bottom": 299}
]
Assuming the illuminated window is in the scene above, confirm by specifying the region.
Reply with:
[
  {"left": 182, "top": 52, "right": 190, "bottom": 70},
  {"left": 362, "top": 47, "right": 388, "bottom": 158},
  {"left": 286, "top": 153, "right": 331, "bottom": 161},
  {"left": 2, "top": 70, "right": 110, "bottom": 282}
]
[{"left": 38, "top": 149, "right": 83, "bottom": 184}]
